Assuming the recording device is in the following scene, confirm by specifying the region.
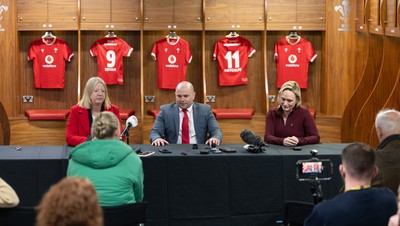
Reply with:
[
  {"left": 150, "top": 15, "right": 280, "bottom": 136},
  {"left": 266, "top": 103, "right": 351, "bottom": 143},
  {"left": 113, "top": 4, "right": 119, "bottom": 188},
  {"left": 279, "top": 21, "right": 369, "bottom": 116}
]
[
  {"left": 296, "top": 149, "right": 333, "bottom": 181},
  {"left": 210, "top": 143, "right": 222, "bottom": 154},
  {"left": 240, "top": 129, "right": 269, "bottom": 153},
  {"left": 120, "top": 115, "right": 138, "bottom": 140}
]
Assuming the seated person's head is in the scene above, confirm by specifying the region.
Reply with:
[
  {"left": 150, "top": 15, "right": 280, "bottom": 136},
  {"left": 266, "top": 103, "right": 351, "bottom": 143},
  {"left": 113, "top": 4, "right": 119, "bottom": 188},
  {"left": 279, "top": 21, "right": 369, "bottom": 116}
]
[
  {"left": 278, "top": 81, "right": 302, "bottom": 110},
  {"left": 36, "top": 177, "right": 103, "bottom": 226},
  {"left": 80, "top": 77, "right": 111, "bottom": 109},
  {"left": 91, "top": 111, "right": 120, "bottom": 140},
  {"left": 340, "top": 142, "right": 377, "bottom": 181}
]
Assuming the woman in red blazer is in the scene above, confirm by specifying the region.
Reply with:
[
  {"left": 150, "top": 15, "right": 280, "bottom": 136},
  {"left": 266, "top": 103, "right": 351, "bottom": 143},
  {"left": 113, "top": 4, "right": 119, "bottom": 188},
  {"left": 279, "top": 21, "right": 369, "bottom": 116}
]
[{"left": 66, "top": 77, "right": 123, "bottom": 146}]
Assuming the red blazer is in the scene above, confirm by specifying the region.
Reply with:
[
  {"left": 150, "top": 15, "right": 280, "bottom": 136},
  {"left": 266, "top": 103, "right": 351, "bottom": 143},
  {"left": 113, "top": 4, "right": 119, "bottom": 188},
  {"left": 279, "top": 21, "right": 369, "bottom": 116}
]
[{"left": 66, "top": 104, "right": 123, "bottom": 147}]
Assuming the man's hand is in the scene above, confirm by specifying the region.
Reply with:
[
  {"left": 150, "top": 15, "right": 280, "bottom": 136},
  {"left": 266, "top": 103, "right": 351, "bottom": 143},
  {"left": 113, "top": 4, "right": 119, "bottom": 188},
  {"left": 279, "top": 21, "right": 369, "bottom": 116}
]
[
  {"left": 206, "top": 138, "right": 220, "bottom": 146},
  {"left": 151, "top": 138, "right": 169, "bottom": 146}
]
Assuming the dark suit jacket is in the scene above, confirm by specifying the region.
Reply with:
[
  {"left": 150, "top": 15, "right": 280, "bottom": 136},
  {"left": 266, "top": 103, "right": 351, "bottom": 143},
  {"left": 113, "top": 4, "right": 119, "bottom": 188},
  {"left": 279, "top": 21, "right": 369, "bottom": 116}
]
[
  {"left": 372, "top": 134, "right": 400, "bottom": 195},
  {"left": 149, "top": 102, "right": 222, "bottom": 144},
  {"left": 66, "top": 104, "right": 122, "bottom": 147}
]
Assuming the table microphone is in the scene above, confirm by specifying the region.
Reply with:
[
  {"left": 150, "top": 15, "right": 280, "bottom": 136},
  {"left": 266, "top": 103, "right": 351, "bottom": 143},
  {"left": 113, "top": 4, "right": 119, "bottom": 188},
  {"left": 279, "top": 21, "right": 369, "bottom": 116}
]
[
  {"left": 240, "top": 129, "right": 268, "bottom": 153},
  {"left": 120, "top": 115, "right": 138, "bottom": 140}
]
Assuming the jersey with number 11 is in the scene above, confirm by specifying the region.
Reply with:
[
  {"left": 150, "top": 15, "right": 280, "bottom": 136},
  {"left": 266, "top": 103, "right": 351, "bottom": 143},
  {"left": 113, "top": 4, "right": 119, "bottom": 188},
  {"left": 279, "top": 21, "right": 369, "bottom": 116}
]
[
  {"left": 213, "top": 36, "right": 255, "bottom": 86},
  {"left": 90, "top": 36, "right": 133, "bottom": 85}
]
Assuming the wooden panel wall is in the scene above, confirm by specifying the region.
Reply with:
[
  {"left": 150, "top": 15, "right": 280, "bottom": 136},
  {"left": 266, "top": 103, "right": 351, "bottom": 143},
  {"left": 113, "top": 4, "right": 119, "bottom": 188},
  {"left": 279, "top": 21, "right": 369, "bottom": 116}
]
[
  {"left": 3, "top": 0, "right": 399, "bottom": 146},
  {"left": 341, "top": 0, "right": 400, "bottom": 147},
  {"left": 0, "top": 0, "right": 17, "bottom": 117}
]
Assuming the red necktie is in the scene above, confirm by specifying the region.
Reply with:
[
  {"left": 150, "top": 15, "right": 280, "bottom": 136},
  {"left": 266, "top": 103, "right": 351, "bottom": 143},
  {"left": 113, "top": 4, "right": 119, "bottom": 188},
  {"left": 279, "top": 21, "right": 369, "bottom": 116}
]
[{"left": 182, "top": 109, "right": 189, "bottom": 144}]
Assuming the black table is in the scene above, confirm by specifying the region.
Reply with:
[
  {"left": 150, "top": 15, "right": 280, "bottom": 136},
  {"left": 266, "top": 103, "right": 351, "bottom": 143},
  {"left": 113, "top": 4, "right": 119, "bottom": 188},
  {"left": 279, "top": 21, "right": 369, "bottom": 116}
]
[{"left": 0, "top": 143, "right": 346, "bottom": 226}]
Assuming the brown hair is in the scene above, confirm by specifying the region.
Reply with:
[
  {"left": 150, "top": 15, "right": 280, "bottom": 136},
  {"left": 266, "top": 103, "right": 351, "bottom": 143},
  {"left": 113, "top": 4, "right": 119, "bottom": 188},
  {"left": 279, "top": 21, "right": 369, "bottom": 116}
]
[
  {"left": 341, "top": 142, "right": 375, "bottom": 179},
  {"left": 36, "top": 177, "right": 103, "bottom": 226}
]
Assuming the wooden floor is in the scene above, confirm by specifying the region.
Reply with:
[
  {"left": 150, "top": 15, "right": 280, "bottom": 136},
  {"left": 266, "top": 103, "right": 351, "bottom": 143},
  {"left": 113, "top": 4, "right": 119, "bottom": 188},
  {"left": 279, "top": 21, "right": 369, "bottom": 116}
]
[{"left": 9, "top": 114, "right": 341, "bottom": 146}]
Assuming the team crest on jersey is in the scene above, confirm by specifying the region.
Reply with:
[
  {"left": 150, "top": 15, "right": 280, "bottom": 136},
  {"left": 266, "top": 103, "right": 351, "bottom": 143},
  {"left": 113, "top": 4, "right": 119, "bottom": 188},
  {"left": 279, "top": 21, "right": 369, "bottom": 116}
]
[
  {"left": 297, "top": 48, "right": 302, "bottom": 53},
  {"left": 54, "top": 48, "right": 58, "bottom": 53},
  {"left": 176, "top": 48, "right": 180, "bottom": 53}
]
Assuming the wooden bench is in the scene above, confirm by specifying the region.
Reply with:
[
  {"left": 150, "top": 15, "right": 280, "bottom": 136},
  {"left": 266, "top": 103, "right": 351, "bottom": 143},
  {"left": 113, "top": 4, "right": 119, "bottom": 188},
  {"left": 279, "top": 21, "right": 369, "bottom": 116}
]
[
  {"left": 212, "top": 108, "right": 255, "bottom": 119},
  {"left": 25, "top": 109, "right": 70, "bottom": 121}
]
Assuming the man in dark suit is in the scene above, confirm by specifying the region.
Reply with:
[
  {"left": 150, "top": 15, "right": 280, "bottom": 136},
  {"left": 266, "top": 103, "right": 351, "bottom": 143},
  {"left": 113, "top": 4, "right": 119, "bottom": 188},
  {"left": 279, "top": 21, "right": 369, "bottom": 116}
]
[
  {"left": 372, "top": 109, "right": 400, "bottom": 195},
  {"left": 150, "top": 81, "right": 222, "bottom": 146}
]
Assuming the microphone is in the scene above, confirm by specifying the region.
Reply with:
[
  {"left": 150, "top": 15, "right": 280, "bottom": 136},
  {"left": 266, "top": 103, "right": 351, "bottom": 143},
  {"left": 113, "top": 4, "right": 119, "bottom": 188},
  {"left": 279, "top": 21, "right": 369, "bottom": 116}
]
[
  {"left": 240, "top": 129, "right": 268, "bottom": 153},
  {"left": 120, "top": 115, "right": 138, "bottom": 140}
]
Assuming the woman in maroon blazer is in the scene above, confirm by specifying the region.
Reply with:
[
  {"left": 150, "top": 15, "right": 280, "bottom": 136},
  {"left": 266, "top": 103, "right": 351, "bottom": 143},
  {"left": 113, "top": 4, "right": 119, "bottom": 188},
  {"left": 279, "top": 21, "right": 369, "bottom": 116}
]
[
  {"left": 264, "top": 81, "right": 320, "bottom": 146},
  {"left": 66, "top": 77, "right": 122, "bottom": 146}
]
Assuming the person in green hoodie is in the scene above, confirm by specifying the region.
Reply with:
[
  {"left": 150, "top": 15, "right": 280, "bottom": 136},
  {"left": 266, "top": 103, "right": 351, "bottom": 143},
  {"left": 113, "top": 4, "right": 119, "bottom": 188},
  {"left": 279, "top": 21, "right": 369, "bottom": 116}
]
[{"left": 67, "top": 111, "right": 144, "bottom": 206}]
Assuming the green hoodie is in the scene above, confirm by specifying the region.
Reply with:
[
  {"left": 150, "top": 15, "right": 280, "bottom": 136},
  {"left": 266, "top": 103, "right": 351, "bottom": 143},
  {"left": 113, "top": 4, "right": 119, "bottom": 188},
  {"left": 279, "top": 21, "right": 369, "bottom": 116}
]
[{"left": 67, "top": 139, "right": 144, "bottom": 206}]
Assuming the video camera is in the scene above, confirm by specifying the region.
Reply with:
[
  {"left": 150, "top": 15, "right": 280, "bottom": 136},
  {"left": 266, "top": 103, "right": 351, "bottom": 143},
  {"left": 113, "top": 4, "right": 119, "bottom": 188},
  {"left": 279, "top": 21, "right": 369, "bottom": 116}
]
[{"left": 296, "top": 149, "right": 333, "bottom": 181}]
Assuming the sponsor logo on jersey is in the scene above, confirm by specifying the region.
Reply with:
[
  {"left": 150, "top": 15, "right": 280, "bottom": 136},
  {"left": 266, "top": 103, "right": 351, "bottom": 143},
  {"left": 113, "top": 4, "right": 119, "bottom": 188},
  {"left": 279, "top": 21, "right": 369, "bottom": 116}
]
[
  {"left": 286, "top": 54, "right": 299, "bottom": 67},
  {"left": 42, "top": 55, "right": 56, "bottom": 68},
  {"left": 224, "top": 68, "right": 242, "bottom": 72}
]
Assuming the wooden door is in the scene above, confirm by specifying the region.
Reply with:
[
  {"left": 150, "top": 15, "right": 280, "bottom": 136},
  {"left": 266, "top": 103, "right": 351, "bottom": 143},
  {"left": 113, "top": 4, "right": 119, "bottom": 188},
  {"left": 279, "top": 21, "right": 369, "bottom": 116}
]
[
  {"left": 17, "top": 0, "right": 48, "bottom": 23},
  {"left": 48, "top": 0, "right": 77, "bottom": 23},
  {"left": 205, "top": 0, "right": 264, "bottom": 30},
  {"left": 173, "top": 0, "right": 202, "bottom": 30},
  {"left": 81, "top": 0, "right": 111, "bottom": 23},
  {"left": 143, "top": 0, "right": 174, "bottom": 30},
  {"left": 111, "top": 0, "right": 140, "bottom": 24},
  {"left": 297, "top": 0, "right": 325, "bottom": 30}
]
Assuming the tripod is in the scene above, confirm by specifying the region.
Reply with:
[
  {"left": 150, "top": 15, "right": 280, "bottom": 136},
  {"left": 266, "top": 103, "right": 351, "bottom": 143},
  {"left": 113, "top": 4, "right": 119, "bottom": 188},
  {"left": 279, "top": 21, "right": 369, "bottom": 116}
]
[{"left": 309, "top": 179, "right": 323, "bottom": 204}]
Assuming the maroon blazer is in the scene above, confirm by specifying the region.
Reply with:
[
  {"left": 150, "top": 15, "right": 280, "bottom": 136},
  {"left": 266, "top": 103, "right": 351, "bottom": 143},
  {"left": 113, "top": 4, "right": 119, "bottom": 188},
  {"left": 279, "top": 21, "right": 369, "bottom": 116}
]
[{"left": 66, "top": 104, "right": 122, "bottom": 147}]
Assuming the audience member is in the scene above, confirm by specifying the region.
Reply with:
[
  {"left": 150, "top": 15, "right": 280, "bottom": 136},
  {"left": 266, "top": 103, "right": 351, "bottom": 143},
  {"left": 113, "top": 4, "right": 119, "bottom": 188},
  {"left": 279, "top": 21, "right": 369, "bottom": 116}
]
[
  {"left": 150, "top": 81, "right": 222, "bottom": 146},
  {"left": 67, "top": 111, "right": 144, "bottom": 206},
  {"left": 66, "top": 77, "right": 123, "bottom": 147},
  {"left": 388, "top": 185, "right": 400, "bottom": 226},
  {"left": 264, "top": 80, "right": 320, "bottom": 146},
  {"left": 372, "top": 109, "right": 400, "bottom": 195},
  {"left": 0, "top": 178, "right": 19, "bottom": 208},
  {"left": 305, "top": 142, "right": 397, "bottom": 226},
  {"left": 36, "top": 177, "right": 103, "bottom": 226}
]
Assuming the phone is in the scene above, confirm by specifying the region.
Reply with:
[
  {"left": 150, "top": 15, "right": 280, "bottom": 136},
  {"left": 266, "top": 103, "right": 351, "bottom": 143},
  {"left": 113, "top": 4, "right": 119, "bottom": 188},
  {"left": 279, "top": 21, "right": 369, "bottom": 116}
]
[
  {"left": 293, "top": 146, "right": 302, "bottom": 151},
  {"left": 158, "top": 149, "right": 172, "bottom": 154},
  {"left": 219, "top": 147, "right": 237, "bottom": 153}
]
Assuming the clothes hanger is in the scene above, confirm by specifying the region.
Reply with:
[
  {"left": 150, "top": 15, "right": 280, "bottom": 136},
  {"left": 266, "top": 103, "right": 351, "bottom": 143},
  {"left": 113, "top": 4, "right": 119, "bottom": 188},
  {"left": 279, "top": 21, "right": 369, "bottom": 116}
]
[
  {"left": 287, "top": 31, "right": 300, "bottom": 39},
  {"left": 226, "top": 31, "right": 239, "bottom": 38},
  {"left": 106, "top": 31, "right": 116, "bottom": 38},
  {"left": 167, "top": 30, "right": 178, "bottom": 39},
  {"left": 42, "top": 31, "right": 56, "bottom": 39}
]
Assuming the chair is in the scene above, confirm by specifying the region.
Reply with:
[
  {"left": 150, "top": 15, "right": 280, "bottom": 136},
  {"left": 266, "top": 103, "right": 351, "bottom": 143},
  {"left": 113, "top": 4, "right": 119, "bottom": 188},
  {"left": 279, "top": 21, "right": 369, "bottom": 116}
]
[
  {"left": 0, "top": 206, "right": 36, "bottom": 226},
  {"left": 102, "top": 202, "right": 147, "bottom": 226},
  {"left": 282, "top": 201, "right": 314, "bottom": 226}
]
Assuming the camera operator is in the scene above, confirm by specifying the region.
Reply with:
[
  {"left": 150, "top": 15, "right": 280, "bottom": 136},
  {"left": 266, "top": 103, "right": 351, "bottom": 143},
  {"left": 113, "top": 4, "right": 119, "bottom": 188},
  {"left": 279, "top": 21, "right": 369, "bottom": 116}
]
[{"left": 305, "top": 142, "right": 397, "bottom": 226}]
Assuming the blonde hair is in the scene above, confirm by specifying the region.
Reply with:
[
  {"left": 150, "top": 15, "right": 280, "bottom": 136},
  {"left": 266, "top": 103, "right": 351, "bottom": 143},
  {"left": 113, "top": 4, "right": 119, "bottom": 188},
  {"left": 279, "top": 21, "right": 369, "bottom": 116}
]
[
  {"left": 36, "top": 177, "right": 103, "bottom": 226},
  {"left": 91, "top": 111, "right": 119, "bottom": 139},
  {"left": 277, "top": 81, "right": 302, "bottom": 108},
  {"left": 78, "top": 77, "right": 111, "bottom": 109}
]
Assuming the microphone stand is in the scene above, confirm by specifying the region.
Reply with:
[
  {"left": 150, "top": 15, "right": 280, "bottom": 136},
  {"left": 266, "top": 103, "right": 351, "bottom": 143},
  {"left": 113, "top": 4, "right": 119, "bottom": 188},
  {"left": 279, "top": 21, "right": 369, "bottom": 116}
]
[{"left": 125, "top": 130, "right": 130, "bottom": 145}]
